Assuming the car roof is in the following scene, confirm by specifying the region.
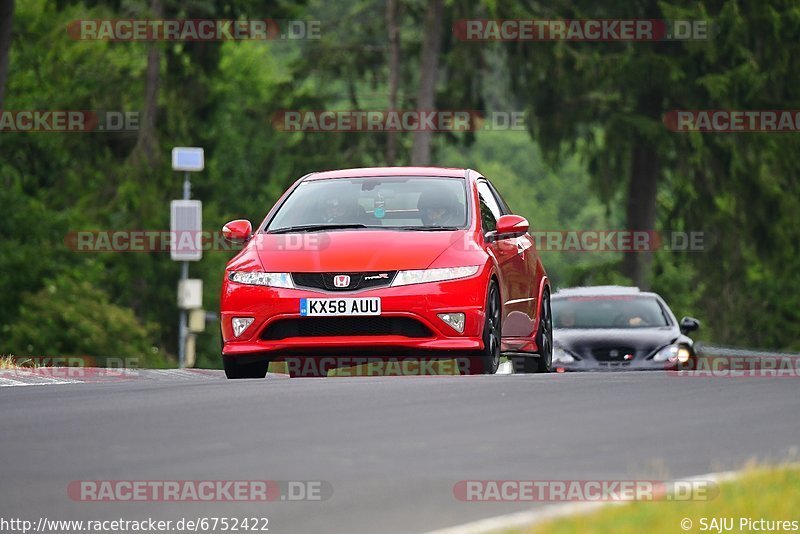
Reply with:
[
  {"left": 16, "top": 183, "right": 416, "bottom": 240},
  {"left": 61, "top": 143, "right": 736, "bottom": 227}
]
[
  {"left": 552, "top": 286, "right": 660, "bottom": 299},
  {"left": 303, "top": 166, "right": 469, "bottom": 180}
]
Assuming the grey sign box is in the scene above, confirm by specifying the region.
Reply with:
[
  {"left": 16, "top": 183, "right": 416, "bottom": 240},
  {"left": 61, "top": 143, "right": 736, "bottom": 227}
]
[
  {"left": 178, "top": 279, "right": 203, "bottom": 309},
  {"left": 172, "top": 147, "right": 204, "bottom": 172},
  {"left": 170, "top": 200, "right": 203, "bottom": 261}
]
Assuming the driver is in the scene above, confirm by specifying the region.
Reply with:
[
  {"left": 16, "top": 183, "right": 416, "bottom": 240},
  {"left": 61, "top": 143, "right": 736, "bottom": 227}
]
[
  {"left": 417, "top": 188, "right": 464, "bottom": 227},
  {"left": 627, "top": 316, "right": 648, "bottom": 327},
  {"left": 321, "top": 190, "right": 357, "bottom": 223}
]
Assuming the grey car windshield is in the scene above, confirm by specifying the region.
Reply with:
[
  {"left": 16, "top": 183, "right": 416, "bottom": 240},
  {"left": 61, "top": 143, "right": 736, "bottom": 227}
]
[
  {"left": 552, "top": 296, "right": 671, "bottom": 328},
  {"left": 266, "top": 176, "right": 468, "bottom": 231}
]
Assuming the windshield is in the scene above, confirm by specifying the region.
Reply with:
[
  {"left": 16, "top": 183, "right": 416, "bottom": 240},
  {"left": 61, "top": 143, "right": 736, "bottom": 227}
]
[
  {"left": 265, "top": 176, "right": 468, "bottom": 232},
  {"left": 552, "top": 296, "right": 671, "bottom": 329}
]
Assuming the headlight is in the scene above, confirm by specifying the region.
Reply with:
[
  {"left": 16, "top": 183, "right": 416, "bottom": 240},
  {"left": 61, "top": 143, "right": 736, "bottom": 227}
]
[
  {"left": 653, "top": 344, "right": 692, "bottom": 363},
  {"left": 391, "top": 266, "right": 480, "bottom": 287},
  {"left": 553, "top": 346, "right": 576, "bottom": 364},
  {"left": 228, "top": 271, "right": 294, "bottom": 289}
]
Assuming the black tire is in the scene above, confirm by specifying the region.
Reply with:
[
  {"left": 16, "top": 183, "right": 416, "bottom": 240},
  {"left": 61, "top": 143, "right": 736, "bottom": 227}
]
[
  {"left": 476, "top": 281, "right": 501, "bottom": 375},
  {"left": 535, "top": 290, "right": 553, "bottom": 373},
  {"left": 223, "top": 357, "right": 269, "bottom": 379}
]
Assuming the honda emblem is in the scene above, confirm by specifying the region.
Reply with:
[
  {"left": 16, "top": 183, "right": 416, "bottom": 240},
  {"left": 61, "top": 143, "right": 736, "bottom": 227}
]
[{"left": 333, "top": 275, "right": 351, "bottom": 288}]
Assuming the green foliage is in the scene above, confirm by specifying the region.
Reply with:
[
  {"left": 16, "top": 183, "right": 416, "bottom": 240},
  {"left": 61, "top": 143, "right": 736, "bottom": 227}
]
[{"left": 3, "top": 274, "right": 167, "bottom": 367}]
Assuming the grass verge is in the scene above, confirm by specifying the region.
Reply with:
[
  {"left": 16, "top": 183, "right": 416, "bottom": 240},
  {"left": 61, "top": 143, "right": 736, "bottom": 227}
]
[
  {"left": 508, "top": 465, "right": 800, "bottom": 534},
  {"left": 0, "top": 354, "right": 22, "bottom": 369}
]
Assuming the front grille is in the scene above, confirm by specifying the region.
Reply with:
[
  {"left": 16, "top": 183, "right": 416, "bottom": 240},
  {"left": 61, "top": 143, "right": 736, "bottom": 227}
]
[
  {"left": 598, "top": 361, "right": 632, "bottom": 368},
  {"left": 591, "top": 347, "right": 638, "bottom": 362},
  {"left": 261, "top": 317, "right": 433, "bottom": 340},
  {"left": 292, "top": 271, "right": 397, "bottom": 292}
]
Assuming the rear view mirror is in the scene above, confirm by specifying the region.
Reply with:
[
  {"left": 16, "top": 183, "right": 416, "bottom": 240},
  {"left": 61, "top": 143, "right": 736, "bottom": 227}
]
[
  {"left": 679, "top": 316, "right": 700, "bottom": 334},
  {"left": 222, "top": 219, "right": 252, "bottom": 242},
  {"left": 486, "top": 214, "right": 529, "bottom": 241}
]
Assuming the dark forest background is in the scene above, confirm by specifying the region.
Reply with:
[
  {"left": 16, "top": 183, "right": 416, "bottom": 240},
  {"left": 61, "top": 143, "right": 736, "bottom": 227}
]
[{"left": 1, "top": 0, "right": 798, "bottom": 367}]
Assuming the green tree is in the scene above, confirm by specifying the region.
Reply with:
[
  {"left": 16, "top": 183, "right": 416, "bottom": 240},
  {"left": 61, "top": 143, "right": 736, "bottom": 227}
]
[{"left": 4, "top": 273, "right": 167, "bottom": 367}]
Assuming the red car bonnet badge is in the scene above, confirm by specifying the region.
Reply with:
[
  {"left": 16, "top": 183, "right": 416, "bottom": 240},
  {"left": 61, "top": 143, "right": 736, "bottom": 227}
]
[{"left": 334, "top": 275, "right": 351, "bottom": 288}]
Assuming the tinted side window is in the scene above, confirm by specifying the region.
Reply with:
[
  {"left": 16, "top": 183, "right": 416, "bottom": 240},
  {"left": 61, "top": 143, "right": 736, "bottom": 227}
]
[
  {"left": 477, "top": 182, "right": 502, "bottom": 232},
  {"left": 657, "top": 300, "right": 674, "bottom": 326},
  {"left": 486, "top": 180, "right": 512, "bottom": 215}
]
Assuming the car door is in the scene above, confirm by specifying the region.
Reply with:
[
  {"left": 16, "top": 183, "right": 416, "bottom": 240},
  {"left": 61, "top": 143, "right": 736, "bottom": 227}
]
[{"left": 477, "top": 180, "right": 532, "bottom": 338}]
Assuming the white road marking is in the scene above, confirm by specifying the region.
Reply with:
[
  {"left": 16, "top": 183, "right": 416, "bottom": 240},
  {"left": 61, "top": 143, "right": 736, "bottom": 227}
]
[
  {"left": 497, "top": 360, "right": 513, "bottom": 375},
  {"left": 0, "top": 368, "right": 226, "bottom": 387},
  {"left": 0, "top": 376, "right": 36, "bottom": 387},
  {"left": 0, "top": 369, "right": 82, "bottom": 387}
]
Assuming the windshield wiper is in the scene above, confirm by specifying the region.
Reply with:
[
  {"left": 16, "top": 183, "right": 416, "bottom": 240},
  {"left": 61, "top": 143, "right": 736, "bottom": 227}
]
[
  {"left": 267, "top": 224, "right": 371, "bottom": 234},
  {"left": 393, "top": 225, "right": 460, "bottom": 231}
]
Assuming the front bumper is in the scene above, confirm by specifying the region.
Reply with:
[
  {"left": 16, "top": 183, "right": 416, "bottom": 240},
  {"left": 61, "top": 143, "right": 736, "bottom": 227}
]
[
  {"left": 221, "top": 274, "right": 487, "bottom": 357},
  {"left": 554, "top": 357, "right": 678, "bottom": 372}
]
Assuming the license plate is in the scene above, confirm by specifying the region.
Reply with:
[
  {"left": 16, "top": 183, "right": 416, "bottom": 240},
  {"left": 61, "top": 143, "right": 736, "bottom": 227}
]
[{"left": 300, "top": 297, "right": 381, "bottom": 317}]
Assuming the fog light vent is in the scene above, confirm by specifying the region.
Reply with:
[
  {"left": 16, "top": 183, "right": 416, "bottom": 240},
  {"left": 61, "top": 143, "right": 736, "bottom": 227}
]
[
  {"left": 232, "top": 317, "right": 255, "bottom": 337},
  {"left": 438, "top": 313, "right": 466, "bottom": 333}
]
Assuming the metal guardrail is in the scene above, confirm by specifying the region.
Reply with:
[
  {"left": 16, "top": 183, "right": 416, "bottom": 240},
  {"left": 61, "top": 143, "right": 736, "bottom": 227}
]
[{"left": 696, "top": 343, "right": 799, "bottom": 359}]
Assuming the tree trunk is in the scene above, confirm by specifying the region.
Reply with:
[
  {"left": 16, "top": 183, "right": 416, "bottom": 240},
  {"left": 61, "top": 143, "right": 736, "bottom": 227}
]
[
  {"left": 131, "top": 0, "right": 162, "bottom": 165},
  {"left": 621, "top": 144, "right": 659, "bottom": 289},
  {"left": 0, "top": 0, "right": 15, "bottom": 110},
  {"left": 385, "top": 0, "right": 400, "bottom": 165},
  {"left": 410, "top": 0, "right": 443, "bottom": 166}
]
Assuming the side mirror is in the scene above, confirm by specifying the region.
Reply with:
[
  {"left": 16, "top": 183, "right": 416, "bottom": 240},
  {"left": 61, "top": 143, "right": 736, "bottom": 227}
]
[
  {"left": 679, "top": 316, "right": 700, "bottom": 334},
  {"left": 487, "top": 214, "right": 529, "bottom": 241},
  {"left": 222, "top": 219, "right": 252, "bottom": 242}
]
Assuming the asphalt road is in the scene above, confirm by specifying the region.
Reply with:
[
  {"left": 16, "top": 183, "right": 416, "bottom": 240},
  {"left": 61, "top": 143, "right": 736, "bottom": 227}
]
[{"left": 1, "top": 371, "right": 798, "bottom": 533}]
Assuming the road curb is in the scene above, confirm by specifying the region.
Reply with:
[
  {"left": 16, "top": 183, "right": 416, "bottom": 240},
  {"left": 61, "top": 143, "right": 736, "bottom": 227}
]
[{"left": 424, "top": 468, "right": 749, "bottom": 534}]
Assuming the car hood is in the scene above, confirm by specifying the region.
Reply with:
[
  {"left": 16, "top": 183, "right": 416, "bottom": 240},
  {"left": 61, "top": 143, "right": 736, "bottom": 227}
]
[
  {"left": 250, "top": 229, "right": 467, "bottom": 272},
  {"left": 554, "top": 327, "right": 680, "bottom": 355}
]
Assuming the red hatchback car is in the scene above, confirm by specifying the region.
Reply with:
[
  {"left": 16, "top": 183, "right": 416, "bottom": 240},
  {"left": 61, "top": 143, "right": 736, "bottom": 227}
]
[{"left": 220, "top": 167, "right": 552, "bottom": 378}]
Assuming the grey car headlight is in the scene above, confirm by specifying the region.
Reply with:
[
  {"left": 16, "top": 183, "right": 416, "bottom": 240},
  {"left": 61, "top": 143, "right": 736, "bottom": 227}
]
[
  {"left": 653, "top": 344, "right": 691, "bottom": 363},
  {"left": 553, "top": 346, "right": 576, "bottom": 364}
]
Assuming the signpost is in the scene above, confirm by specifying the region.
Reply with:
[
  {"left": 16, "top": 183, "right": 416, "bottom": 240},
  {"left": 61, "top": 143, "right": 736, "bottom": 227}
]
[{"left": 171, "top": 147, "right": 204, "bottom": 369}]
